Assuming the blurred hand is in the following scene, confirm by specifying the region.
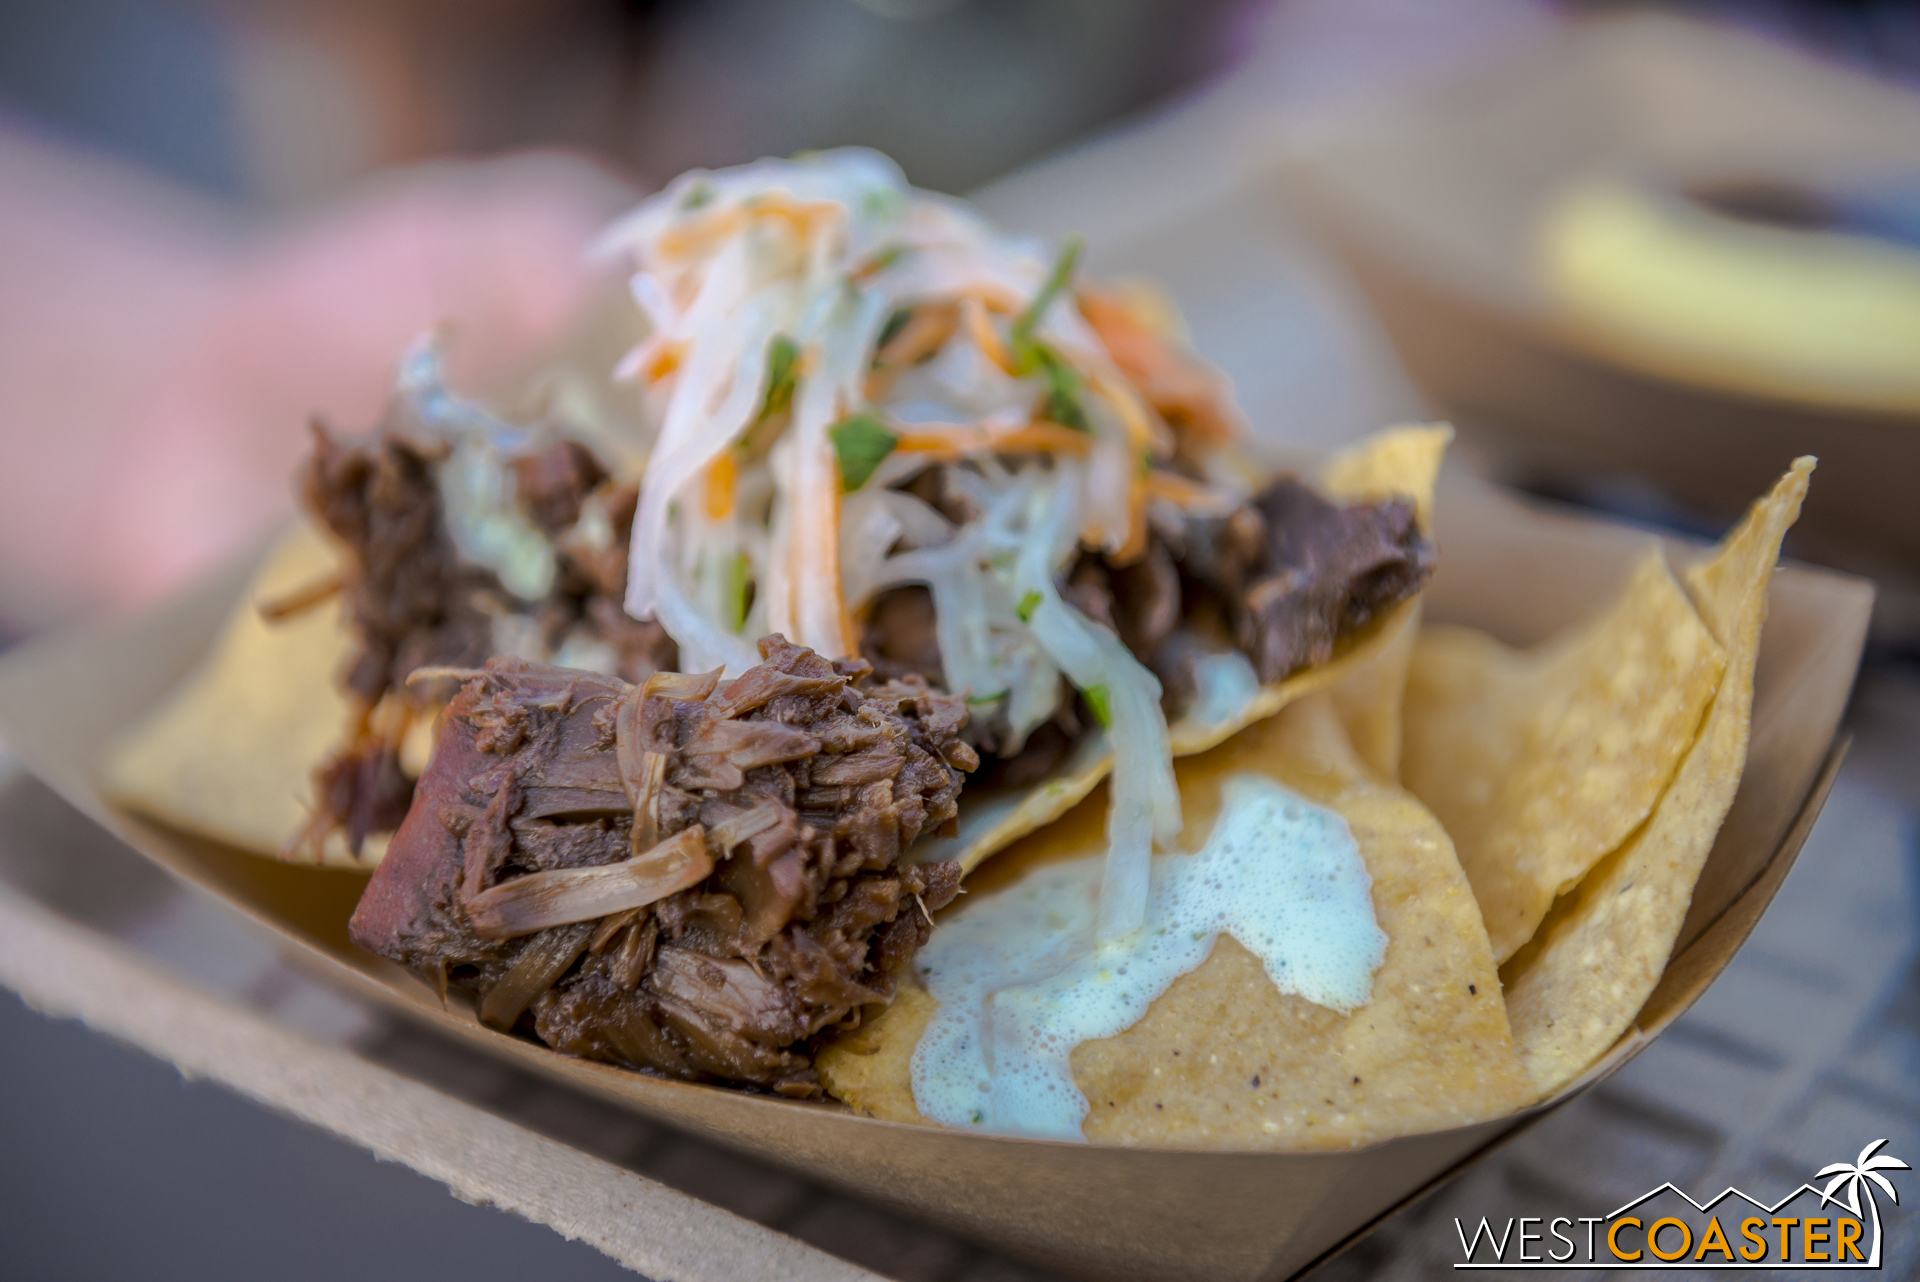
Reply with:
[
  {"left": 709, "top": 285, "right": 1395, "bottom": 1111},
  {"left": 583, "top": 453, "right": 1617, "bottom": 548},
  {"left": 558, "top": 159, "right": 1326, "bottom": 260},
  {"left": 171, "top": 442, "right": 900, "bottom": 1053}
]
[{"left": 0, "top": 137, "right": 637, "bottom": 633}]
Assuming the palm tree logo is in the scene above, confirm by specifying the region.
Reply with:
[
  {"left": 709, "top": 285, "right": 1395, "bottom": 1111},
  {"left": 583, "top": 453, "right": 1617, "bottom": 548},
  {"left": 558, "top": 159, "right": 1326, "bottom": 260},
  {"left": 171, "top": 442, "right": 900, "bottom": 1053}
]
[{"left": 1817, "top": 1138, "right": 1910, "bottom": 1267}]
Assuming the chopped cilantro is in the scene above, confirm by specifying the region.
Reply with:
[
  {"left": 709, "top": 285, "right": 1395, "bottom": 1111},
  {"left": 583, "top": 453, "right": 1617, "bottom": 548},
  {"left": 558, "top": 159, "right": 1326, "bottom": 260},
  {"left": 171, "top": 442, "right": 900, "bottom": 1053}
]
[
  {"left": 875, "top": 305, "right": 913, "bottom": 356},
  {"left": 1002, "top": 237, "right": 1092, "bottom": 431},
  {"left": 1016, "top": 589, "right": 1043, "bottom": 624},
  {"left": 1033, "top": 345, "right": 1090, "bottom": 431},
  {"left": 759, "top": 335, "right": 799, "bottom": 422},
  {"left": 1011, "top": 234, "right": 1084, "bottom": 349},
  {"left": 723, "top": 551, "right": 752, "bottom": 634},
  {"left": 1082, "top": 683, "right": 1113, "bottom": 730},
  {"left": 862, "top": 245, "right": 910, "bottom": 278},
  {"left": 830, "top": 413, "right": 898, "bottom": 491}
]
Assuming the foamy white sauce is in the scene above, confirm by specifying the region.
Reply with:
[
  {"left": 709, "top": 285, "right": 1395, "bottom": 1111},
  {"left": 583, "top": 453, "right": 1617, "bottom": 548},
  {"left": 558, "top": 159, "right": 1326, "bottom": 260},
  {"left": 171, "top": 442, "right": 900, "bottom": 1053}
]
[{"left": 910, "top": 773, "right": 1386, "bottom": 1140}]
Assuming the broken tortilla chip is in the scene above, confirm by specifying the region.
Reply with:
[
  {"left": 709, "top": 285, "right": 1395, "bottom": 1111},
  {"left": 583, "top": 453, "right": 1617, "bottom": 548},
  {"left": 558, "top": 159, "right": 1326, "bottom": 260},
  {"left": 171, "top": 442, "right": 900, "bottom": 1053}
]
[
  {"left": 1401, "top": 546, "right": 1727, "bottom": 962},
  {"left": 820, "top": 693, "right": 1537, "bottom": 1146},
  {"left": 918, "top": 424, "right": 1452, "bottom": 876},
  {"left": 1499, "top": 458, "right": 1813, "bottom": 1096},
  {"left": 100, "top": 521, "right": 380, "bottom": 868}
]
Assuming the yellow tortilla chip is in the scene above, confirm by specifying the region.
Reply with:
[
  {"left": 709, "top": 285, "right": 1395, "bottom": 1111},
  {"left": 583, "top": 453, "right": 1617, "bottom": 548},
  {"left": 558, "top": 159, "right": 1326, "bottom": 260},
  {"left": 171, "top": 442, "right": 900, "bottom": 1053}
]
[
  {"left": 1401, "top": 547, "right": 1727, "bottom": 962},
  {"left": 1500, "top": 459, "right": 1813, "bottom": 1096},
  {"left": 1328, "top": 600, "right": 1421, "bottom": 784},
  {"left": 1319, "top": 423, "right": 1450, "bottom": 783},
  {"left": 100, "top": 521, "right": 379, "bottom": 868},
  {"left": 821, "top": 693, "right": 1537, "bottom": 1146},
  {"left": 922, "top": 424, "right": 1453, "bottom": 875}
]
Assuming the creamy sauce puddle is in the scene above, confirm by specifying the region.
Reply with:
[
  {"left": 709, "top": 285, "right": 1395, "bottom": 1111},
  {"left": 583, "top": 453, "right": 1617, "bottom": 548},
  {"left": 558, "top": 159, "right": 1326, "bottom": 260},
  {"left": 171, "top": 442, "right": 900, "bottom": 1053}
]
[{"left": 910, "top": 774, "right": 1386, "bottom": 1140}]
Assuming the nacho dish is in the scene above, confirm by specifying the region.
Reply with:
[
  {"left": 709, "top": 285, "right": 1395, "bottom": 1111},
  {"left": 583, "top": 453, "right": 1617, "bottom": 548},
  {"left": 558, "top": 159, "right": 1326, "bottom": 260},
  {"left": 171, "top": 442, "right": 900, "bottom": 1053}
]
[{"left": 106, "top": 149, "right": 1814, "bottom": 1144}]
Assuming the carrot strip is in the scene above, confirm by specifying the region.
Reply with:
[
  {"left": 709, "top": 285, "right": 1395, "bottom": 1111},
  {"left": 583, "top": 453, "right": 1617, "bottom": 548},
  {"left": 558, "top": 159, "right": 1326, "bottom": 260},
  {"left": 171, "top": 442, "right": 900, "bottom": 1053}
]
[
  {"left": 655, "top": 198, "right": 843, "bottom": 261},
  {"left": 891, "top": 421, "right": 1092, "bottom": 458},
  {"left": 1143, "top": 468, "right": 1238, "bottom": 513},
  {"left": 704, "top": 451, "right": 737, "bottom": 521},
  {"left": 874, "top": 302, "right": 959, "bottom": 370},
  {"left": 1115, "top": 470, "right": 1150, "bottom": 565},
  {"left": 963, "top": 297, "right": 1017, "bottom": 376},
  {"left": 646, "top": 341, "right": 684, "bottom": 382},
  {"left": 1080, "top": 285, "right": 1238, "bottom": 447}
]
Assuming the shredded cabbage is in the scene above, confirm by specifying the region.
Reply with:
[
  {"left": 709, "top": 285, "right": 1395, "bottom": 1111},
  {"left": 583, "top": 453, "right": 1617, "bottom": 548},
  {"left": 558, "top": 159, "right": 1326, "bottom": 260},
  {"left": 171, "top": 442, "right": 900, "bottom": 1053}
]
[{"left": 501, "top": 147, "right": 1248, "bottom": 937}]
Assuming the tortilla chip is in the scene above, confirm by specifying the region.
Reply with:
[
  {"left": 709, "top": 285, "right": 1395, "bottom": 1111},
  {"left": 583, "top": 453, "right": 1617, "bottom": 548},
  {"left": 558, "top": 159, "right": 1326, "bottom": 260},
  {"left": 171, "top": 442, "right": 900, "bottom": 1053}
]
[
  {"left": 1500, "top": 459, "right": 1813, "bottom": 1096},
  {"left": 1317, "top": 421, "right": 1449, "bottom": 528},
  {"left": 1401, "top": 547, "right": 1728, "bottom": 962},
  {"left": 821, "top": 694, "right": 1537, "bottom": 1146},
  {"left": 920, "top": 424, "right": 1453, "bottom": 875},
  {"left": 1318, "top": 423, "right": 1450, "bottom": 782},
  {"left": 1328, "top": 600, "right": 1421, "bottom": 784},
  {"left": 816, "top": 979, "right": 940, "bottom": 1124},
  {"left": 100, "top": 521, "right": 378, "bottom": 868}
]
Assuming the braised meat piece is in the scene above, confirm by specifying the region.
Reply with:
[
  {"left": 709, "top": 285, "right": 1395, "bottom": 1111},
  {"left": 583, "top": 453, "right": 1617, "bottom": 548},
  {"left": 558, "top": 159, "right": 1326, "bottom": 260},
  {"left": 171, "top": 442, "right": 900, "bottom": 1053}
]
[
  {"left": 292, "top": 427, "right": 677, "bottom": 857},
  {"left": 1194, "top": 478, "right": 1434, "bottom": 684},
  {"left": 349, "top": 636, "right": 975, "bottom": 1095},
  {"left": 1051, "top": 477, "right": 1433, "bottom": 711},
  {"left": 303, "top": 424, "right": 495, "bottom": 707},
  {"left": 298, "top": 426, "right": 496, "bottom": 852}
]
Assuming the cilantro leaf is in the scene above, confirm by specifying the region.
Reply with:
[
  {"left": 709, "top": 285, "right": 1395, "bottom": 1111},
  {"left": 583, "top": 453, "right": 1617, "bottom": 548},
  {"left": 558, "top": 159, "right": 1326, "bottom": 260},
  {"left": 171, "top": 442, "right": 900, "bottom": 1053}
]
[
  {"left": 875, "top": 305, "right": 913, "bottom": 356},
  {"left": 1016, "top": 589, "right": 1043, "bottom": 624},
  {"left": 1082, "top": 683, "right": 1113, "bottom": 731},
  {"left": 1011, "top": 233, "right": 1084, "bottom": 349},
  {"left": 1033, "top": 345, "right": 1090, "bottom": 431},
  {"left": 830, "top": 413, "right": 898, "bottom": 491},
  {"left": 723, "top": 551, "right": 752, "bottom": 634},
  {"left": 759, "top": 335, "right": 798, "bottom": 422}
]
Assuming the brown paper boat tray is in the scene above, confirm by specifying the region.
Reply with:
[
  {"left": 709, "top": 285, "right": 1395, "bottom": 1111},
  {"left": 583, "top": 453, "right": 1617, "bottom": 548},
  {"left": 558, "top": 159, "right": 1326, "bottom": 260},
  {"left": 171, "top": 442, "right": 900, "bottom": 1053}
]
[{"left": 0, "top": 471, "right": 1872, "bottom": 1282}]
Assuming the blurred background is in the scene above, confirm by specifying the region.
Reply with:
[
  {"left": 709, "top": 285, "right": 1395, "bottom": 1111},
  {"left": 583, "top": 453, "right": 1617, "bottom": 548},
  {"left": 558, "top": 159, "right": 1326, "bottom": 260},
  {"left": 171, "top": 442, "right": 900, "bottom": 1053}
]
[
  {"left": 2, "top": 1, "right": 1917, "bottom": 1279},
  {"left": 8, "top": 0, "right": 1920, "bottom": 632}
]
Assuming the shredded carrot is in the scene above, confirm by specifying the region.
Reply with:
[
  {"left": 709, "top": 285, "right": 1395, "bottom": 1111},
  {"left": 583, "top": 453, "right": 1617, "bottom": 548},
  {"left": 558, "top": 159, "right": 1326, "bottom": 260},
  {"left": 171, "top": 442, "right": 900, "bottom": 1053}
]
[
  {"left": 998, "top": 423, "right": 1094, "bottom": 454},
  {"left": 1088, "top": 368, "right": 1168, "bottom": 455},
  {"left": 962, "top": 296, "right": 1017, "bottom": 376},
  {"left": 874, "top": 301, "right": 959, "bottom": 370},
  {"left": 866, "top": 301, "right": 960, "bottom": 402},
  {"left": 646, "top": 341, "right": 685, "bottom": 382},
  {"left": 656, "top": 204, "right": 747, "bottom": 260},
  {"left": 1143, "top": 468, "right": 1238, "bottom": 513},
  {"left": 1114, "top": 471, "right": 1150, "bottom": 566},
  {"left": 892, "top": 421, "right": 1091, "bottom": 458},
  {"left": 656, "top": 198, "right": 843, "bottom": 262},
  {"left": 704, "top": 451, "right": 737, "bottom": 521},
  {"left": 1080, "top": 285, "right": 1237, "bottom": 447},
  {"left": 959, "top": 283, "right": 1024, "bottom": 314}
]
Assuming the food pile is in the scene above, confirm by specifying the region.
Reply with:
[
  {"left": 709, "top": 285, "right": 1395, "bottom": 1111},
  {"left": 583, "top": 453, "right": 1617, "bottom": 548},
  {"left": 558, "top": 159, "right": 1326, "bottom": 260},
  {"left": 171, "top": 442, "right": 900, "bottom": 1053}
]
[{"left": 103, "top": 149, "right": 1813, "bottom": 1146}]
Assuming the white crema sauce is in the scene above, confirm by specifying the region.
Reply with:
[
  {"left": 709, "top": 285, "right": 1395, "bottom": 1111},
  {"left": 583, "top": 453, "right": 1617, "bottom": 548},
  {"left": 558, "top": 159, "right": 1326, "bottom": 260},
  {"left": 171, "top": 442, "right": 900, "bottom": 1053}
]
[{"left": 910, "top": 774, "right": 1387, "bottom": 1140}]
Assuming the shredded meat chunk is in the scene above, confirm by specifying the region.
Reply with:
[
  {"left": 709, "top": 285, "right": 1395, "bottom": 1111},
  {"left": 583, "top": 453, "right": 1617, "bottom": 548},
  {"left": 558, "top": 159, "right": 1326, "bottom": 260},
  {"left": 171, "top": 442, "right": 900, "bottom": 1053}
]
[
  {"left": 865, "top": 462, "right": 1434, "bottom": 765},
  {"left": 292, "top": 426, "right": 677, "bottom": 857},
  {"left": 303, "top": 424, "right": 495, "bottom": 706},
  {"left": 1197, "top": 477, "right": 1435, "bottom": 684},
  {"left": 349, "top": 636, "right": 973, "bottom": 1094}
]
